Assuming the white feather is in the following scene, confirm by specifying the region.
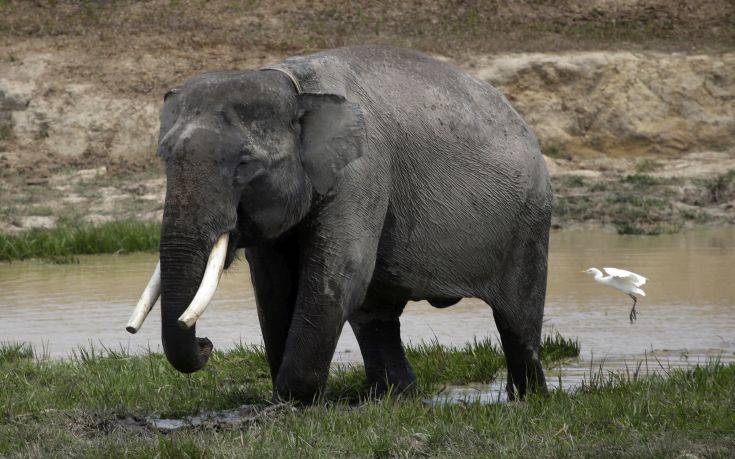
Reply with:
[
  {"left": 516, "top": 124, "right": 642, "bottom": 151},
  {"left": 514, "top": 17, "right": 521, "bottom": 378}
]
[{"left": 602, "top": 267, "right": 647, "bottom": 287}]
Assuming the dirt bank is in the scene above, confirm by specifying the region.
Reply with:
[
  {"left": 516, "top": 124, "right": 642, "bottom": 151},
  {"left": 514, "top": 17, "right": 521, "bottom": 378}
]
[
  {"left": 2, "top": 151, "right": 733, "bottom": 236},
  {"left": 2, "top": 49, "right": 733, "bottom": 171},
  {"left": 0, "top": 0, "right": 733, "bottom": 234},
  {"left": 477, "top": 52, "right": 735, "bottom": 157}
]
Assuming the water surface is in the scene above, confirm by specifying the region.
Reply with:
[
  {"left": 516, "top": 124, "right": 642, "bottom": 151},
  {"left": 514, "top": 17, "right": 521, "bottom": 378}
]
[{"left": 1, "top": 229, "right": 733, "bottom": 367}]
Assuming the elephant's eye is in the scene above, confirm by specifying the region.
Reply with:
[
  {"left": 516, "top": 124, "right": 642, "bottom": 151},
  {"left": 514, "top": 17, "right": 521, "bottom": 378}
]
[
  {"left": 234, "top": 159, "right": 263, "bottom": 186},
  {"left": 163, "top": 88, "right": 179, "bottom": 101}
]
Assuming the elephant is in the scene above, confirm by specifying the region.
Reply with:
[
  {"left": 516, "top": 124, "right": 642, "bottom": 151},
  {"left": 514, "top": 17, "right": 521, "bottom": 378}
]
[{"left": 126, "top": 45, "right": 552, "bottom": 403}]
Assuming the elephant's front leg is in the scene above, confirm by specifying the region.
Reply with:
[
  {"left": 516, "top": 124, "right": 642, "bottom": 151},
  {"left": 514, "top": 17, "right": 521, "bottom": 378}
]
[
  {"left": 244, "top": 234, "right": 299, "bottom": 385},
  {"left": 274, "top": 246, "right": 377, "bottom": 403},
  {"left": 274, "top": 223, "right": 381, "bottom": 403}
]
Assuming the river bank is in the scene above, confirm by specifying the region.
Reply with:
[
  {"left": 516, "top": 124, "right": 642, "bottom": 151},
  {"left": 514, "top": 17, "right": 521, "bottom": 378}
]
[
  {"left": 0, "top": 341, "right": 732, "bottom": 457},
  {"left": 1, "top": 150, "right": 734, "bottom": 254}
]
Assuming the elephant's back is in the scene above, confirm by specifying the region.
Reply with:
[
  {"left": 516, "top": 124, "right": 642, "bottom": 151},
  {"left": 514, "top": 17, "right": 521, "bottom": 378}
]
[
  {"left": 313, "top": 46, "right": 551, "bottom": 221},
  {"left": 282, "top": 45, "right": 549, "bottom": 199},
  {"left": 282, "top": 46, "right": 552, "bottom": 296}
]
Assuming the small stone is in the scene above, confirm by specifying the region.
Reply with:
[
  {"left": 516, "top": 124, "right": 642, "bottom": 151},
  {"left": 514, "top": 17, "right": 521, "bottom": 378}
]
[
  {"left": 19, "top": 215, "right": 57, "bottom": 230},
  {"left": 71, "top": 166, "right": 107, "bottom": 182},
  {"left": 83, "top": 214, "right": 113, "bottom": 225}
]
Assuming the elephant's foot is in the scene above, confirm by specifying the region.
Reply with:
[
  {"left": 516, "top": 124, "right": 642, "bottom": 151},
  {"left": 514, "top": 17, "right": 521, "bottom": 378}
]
[
  {"left": 349, "top": 313, "right": 416, "bottom": 399},
  {"left": 364, "top": 358, "right": 417, "bottom": 398},
  {"left": 273, "top": 370, "right": 324, "bottom": 405},
  {"left": 504, "top": 345, "right": 547, "bottom": 400}
]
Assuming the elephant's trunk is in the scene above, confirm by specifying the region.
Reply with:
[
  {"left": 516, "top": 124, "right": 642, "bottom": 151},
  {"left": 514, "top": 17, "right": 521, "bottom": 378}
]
[{"left": 159, "top": 229, "right": 219, "bottom": 373}]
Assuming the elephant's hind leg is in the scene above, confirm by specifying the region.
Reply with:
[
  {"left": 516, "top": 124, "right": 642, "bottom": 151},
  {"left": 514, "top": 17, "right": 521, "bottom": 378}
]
[
  {"left": 482, "top": 235, "right": 549, "bottom": 400},
  {"left": 349, "top": 297, "right": 416, "bottom": 396}
]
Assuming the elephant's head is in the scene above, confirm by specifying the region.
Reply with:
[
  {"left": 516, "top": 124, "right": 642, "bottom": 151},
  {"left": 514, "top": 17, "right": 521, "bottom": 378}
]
[{"left": 126, "top": 70, "right": 365, "bottom": 373}]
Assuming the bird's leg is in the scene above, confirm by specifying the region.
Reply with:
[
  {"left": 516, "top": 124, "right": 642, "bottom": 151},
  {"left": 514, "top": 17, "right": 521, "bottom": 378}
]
[{"left": 628, "top": 294, "right": 638, "bottom": 323}]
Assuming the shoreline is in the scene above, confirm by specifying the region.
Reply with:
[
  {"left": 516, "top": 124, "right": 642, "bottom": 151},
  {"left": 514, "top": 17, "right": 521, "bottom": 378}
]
[
  {"left": 2, "top": 210, "right": 734, "bottom": 263},
  {"left": 3, "top": 151, "right": 733, "bottom": 249}
]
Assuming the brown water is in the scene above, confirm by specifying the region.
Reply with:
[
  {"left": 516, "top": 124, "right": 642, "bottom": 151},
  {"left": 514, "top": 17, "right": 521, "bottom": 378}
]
[{"left": 1, "top": 229, "right": 734, "bottom": 369}]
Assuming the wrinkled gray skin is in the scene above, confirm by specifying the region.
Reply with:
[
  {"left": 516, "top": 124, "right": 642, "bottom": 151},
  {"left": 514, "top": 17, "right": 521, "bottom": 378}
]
[{"left": 157, "top": 45, "right": 552, "bottom": 403}]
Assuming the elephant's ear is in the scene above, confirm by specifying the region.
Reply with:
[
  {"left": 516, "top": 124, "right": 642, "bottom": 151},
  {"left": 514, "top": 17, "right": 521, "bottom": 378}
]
[{"left": 297, "top": 93, "right": 366, "bottom": 194}]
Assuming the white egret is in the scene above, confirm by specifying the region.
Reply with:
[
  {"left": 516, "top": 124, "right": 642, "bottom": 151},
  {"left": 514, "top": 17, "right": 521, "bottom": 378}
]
[{"left": 583, "top": 267, "right": 647, "bottom": 323}]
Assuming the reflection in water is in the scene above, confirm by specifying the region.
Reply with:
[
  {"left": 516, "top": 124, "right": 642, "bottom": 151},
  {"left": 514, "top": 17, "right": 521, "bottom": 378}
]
[{"left": 1, "top": 229, "right": 734, "bottom": 369}]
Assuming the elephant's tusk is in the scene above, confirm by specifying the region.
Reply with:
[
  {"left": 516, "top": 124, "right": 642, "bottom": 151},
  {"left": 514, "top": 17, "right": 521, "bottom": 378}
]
[
  {"left": 126, "top": 261, "right": 161, "bottom": 334},
  {"left": 177, "top": 233, "right": 229, "bottom": 330}
]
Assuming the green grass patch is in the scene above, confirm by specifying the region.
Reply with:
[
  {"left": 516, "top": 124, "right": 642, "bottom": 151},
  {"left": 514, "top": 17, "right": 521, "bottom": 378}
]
[
  {"left": 540, "top": 333, "right": 580, "bottom": 362},
  {"left": 543, "top": 144, "right": 570, "bottom": 160},
  {"left": 0, "top": 339, "right": 731, "bottom": 457},
  {"left": 330, "top": 334, "right": 578, "bottom": 402},
  {"left": 0, "top": 220, "right": 160, "bottom": 262},
  {"left": 0, "top": 341, "right": 34, "bottom": 363},
  {"left": 552, "top": 195, "right": 597, "bottom": 221},
  {"left": 559, "top": 175, "right": 586, "bottom": 188},
  {"left": 0, "top": 335, "right": 580, "bottom": 417},
  {"left": 621, "top": 173, "right": 660, "bottom": 188},
  {"left": 551, "top": 166, "right": 731, "bottom": 233},
  {"left": 635, "top": 158, "right": 661, "bottom": 173},
  {"left": 680, "top": 208, "right": 712, "bottom": 223},
  {"left": 605, "top": 192, "right": 675, "bottom": 235},
  {"left": 0, "top": 336, "right": 580, "bottom": 420},
  {"left": 589, "top": 181, "right": 608, "bottom": 192},
  {"left": 0, "top": 121, "right": 13, "bottom": 141},
  {"left": 699, "top": 168, "right": 735, "bottom": 204}
]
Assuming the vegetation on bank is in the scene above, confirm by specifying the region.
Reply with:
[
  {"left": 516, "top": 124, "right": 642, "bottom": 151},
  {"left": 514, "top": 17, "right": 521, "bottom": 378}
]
[
  {"left": 1, "top": 341, "right": 733, "bottom": 456},
  {"left": 0, "top": 220, "right": 159, "bottom": 262},
  {"left": 553, "top": 168, "right": 735, "bottom": 235},
  {"left": 0, "top": 166, "right": 732, "bottom": 262}
]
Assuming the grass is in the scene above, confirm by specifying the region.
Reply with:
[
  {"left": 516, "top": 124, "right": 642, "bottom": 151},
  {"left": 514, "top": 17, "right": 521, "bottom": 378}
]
[
  {"left": 0, "top": 122, "right": 13, "bottom": 141},
  {"left": 554, "top": 190, "right": 678, "bottom": 235},
  {"left": 700, "top": 169, "right": 735, "bottom": 204},
  {"left": 635, "top": 158, "right": 661, "bottom": 173},
  {"left": 543, "top": 144, "right": 571, "bottom": 160},
  {"left": 550, "top": 170, "right": 720, "bottom": 235},
  {"left": 680, "top": 208, "right": 712, "bottom": 223},
  {"left": 2, "top": 0, "right": 731, "bottom": 55},
  {"left": 0, "top": 335, "right": 579, "bottom": 417},
  {"left": 0, "top": 219, "right": 160, "bottom": 262},
  {"left": 1, "top": 341, "right": 732, "bottom": 456},
  {"left": 0, "top": 341, "right": 34, "bottom": 363},
  {"left": 560, "top": 175, "right": 586, "bottom": 188},
  {"left": 622, "top": 173, "right": 660, "bottom": 188}
]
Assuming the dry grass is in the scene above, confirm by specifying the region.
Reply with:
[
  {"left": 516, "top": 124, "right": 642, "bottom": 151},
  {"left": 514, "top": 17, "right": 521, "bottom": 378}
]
[
  {"left": 0, "top": 1, "right": 732, "bottom": 101},
  {"left": 2, "top": 1, "right": 732, "bottom": 55}
]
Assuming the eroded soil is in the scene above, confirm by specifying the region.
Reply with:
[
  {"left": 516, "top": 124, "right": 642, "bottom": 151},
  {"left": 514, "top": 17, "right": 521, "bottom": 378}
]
[{"left": 1, "top": 150, "right": 733, "bottom": 235}]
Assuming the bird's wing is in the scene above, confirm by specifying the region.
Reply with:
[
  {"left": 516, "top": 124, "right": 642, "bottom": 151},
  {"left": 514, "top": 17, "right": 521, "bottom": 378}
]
[{"left": 603, "top": 267, "right": 647, "bottom": 286}]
